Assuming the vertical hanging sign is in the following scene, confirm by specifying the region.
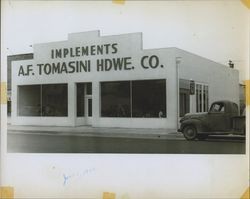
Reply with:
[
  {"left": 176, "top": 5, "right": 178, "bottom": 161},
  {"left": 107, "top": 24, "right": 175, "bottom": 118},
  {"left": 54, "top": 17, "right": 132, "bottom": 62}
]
[{"left": 190, "top": 80, "right": 195, "bottom": 95}]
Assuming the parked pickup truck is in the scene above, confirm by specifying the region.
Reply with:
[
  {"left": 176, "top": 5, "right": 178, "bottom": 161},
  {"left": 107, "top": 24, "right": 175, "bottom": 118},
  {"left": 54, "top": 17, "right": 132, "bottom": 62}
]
[{"left": 178, "top": 100, "right": 245, "bottom": 140}]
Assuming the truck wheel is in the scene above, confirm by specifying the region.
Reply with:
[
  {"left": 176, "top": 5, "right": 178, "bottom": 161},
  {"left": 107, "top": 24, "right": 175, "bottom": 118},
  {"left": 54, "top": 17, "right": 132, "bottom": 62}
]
[{"left": 183, "top": 125, "right": 197, "bottom": 140}]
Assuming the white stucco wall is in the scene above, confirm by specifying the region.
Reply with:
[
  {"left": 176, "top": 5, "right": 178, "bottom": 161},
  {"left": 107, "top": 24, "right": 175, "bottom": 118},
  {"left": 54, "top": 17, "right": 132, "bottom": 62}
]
[
  {"left": 11, "top": 31, "right": 179, "bottom": 129},
  {"left": 176, "top": 48, "right": 239, "bottom": 113}
]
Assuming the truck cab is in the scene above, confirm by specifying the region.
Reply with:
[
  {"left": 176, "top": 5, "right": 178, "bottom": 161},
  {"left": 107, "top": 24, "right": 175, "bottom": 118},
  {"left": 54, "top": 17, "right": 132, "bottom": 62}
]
[{"left": 179, "top": 100, "right": 243, "bottom": 140}]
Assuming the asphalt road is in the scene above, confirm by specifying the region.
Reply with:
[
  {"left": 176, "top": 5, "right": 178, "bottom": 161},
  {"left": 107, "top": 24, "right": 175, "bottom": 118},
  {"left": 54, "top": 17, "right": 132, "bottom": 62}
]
[{"left": 7, "top": 132, "right": 245, "bottom": 154}]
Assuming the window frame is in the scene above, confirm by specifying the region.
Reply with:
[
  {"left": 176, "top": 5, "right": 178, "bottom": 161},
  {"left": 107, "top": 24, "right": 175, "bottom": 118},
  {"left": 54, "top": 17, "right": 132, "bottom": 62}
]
[
  {"left": 18, "top": 83, "right": 68, "bottom": 117},
  {"left": 100, "top": 80, "right": 131, "bottom": 118},
  {"left": 195, "top": 82, "right": 209, "bottom": 113},
  {"left": 100, "top": 79, "right": 167, "bottom": 118}
]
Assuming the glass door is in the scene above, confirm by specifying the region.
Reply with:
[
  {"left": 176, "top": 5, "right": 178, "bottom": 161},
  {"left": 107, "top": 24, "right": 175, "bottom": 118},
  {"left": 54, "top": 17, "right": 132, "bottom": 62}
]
[
  {"left": 76, "top": 82, "right": 92, "bottom": 125},
  {"left": 85, "top": 83, "right": 92, "bottom": 125}
]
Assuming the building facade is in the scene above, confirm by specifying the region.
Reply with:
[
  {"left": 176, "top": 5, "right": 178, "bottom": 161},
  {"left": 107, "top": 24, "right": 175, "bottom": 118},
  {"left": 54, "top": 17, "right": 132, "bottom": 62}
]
[{"left": 10, "top": 31, "right": 239, "bottom": 130}]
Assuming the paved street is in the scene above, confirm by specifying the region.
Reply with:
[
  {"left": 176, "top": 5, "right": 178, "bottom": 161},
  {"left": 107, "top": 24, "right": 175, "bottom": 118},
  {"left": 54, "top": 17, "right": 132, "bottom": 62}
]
[{"left": 8, "top": 131, "right": 245, "bottom": 154}]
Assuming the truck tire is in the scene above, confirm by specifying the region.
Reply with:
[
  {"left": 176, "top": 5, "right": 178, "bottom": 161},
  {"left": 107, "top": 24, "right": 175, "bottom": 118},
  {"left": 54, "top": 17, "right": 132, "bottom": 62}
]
[{"left": 183, "top": 125, "right": 197, "bottom": 140}]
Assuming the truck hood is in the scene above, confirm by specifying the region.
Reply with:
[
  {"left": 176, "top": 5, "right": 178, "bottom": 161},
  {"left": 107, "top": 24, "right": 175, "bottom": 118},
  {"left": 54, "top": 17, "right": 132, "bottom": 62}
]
[{"left": 180, "top": 112, "right": 208, "bottom": 122}]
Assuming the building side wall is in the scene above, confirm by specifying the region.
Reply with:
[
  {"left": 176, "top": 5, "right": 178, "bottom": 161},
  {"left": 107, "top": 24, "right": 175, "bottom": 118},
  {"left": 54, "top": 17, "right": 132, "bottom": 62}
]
[{"left": 176, "top": 48, "right": 239, "bottom": 113}]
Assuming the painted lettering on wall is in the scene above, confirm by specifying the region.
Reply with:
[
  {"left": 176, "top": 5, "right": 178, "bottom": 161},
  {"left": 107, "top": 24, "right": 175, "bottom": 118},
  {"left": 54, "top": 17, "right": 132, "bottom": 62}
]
[
  {"left": 37, "top": 60, "right": 91, "bottom": 75},
  {"left": 18, "top": 65, "right": 34, "bottom": 76},
  {"left": 97, "top": 57, "right": 134, "bottom": 71},
  {"left": 17, "top": 42, "right": 164, "bottom": 76},
  {"left": 51, "top": 43, "right": 118, "bottom": 59},
  {"left": 141, "top": 55, "right": 164, "bottom": 69}
]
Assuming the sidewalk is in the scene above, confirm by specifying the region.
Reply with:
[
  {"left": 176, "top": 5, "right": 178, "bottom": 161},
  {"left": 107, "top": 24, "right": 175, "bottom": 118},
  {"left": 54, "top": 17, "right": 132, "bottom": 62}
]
[{"left": 7, "top": 124, "right": 184, "bottom": 140}]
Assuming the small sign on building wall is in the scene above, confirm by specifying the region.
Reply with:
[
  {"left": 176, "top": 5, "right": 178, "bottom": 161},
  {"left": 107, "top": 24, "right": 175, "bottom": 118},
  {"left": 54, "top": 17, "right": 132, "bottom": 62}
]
[{"left": 190, "top": 80, "right": 195, "bottom": 95}]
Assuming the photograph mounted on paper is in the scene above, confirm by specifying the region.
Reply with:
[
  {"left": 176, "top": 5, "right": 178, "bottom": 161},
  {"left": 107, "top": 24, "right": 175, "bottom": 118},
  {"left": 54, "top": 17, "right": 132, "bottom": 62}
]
[{"left": 7, "top": 30, "right": 246, "bottom": 154}]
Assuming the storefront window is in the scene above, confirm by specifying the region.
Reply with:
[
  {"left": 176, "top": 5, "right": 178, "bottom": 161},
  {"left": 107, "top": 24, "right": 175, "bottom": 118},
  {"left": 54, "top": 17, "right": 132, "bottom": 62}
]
[
  {"left": 203, "top": 85, "right": 209, "bottom": 112},
  {"left": 18, "top": 84, "right": 68, "bottom": 117},
  {"left": 42, "top": 84, "right": 68, "bottom": 116},
  {"left": 101, "top": 79, "right": 166, "bottom": 118},
  {"left": 179, "top": 88, "right": 190, "bottom": 117},
  {"left": 77, "top": 83, "right": 85, "bottom": 117},
  {"left": 18, "top": 85, "right": 41, "bottom": 116},
  {"left": 196, "top": 83, "right": 209, "bottom": 112},
  {"left": 179, "top": 79, "right": 190, "bottom": 117},
  {"left": 101, "top": 81, "right": 131, "bottom": 117},
  {"left": 132, "top": 80, "right": 166, "bottom": 118}
]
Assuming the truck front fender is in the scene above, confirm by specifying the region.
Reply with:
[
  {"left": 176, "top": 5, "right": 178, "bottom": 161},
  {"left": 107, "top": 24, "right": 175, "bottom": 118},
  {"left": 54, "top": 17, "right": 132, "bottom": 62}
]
[{"left": 180, "top": 119, "right": 209, "bottom": 133}]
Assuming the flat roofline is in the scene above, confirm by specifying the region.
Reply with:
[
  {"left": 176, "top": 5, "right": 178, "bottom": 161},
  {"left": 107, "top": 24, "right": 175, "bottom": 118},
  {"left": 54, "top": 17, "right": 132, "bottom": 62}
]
[
  {"left": 7, "top": 53, "right": 34, "bottom": 60},
  {"left": 174, "top": 47, "right": 235, "bottom": 69},
  {"left": 6, "top": 31, "right": 236, "bottom": 71}
]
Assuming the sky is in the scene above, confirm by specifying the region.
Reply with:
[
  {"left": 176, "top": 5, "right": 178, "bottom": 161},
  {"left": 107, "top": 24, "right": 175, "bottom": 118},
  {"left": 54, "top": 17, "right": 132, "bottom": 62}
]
[{"left": 1, "top": 0, "right": 249, "bottom": 82}]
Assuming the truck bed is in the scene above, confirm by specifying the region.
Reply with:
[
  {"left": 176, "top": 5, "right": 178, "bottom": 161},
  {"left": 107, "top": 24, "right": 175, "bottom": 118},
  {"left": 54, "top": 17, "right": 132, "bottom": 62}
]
[{"left": 231, "top": 116, "right": 245, "bottom": 134}]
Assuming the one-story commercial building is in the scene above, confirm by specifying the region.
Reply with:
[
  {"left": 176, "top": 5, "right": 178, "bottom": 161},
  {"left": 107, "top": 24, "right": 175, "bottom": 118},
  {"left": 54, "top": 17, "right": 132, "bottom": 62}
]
[{"left": 10, "top": 30, "right": 239, "bottom": 130}]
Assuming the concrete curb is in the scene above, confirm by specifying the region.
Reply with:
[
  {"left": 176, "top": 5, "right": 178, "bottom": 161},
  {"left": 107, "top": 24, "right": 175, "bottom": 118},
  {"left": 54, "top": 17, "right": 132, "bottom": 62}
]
[{"left": 7, "top": 125, "right": 184, "bottom": 140}]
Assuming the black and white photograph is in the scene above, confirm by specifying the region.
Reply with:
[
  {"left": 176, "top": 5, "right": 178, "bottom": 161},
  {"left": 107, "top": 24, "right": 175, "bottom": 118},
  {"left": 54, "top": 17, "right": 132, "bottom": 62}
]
[
  {"left": 5, "top": 2, "right": 247, "bottom": 154},
  {"left": 1, "top": 0, "right": 249, "bottom": 198},
  {"left": 7, "top": 30, "right": 246, "bottom": 154}
]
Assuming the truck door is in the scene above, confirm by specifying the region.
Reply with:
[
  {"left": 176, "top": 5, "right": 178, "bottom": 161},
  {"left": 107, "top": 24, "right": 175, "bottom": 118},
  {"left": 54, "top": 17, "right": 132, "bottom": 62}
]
[{"left": 207, "top": 102, "right": 228, "bottom": 131}]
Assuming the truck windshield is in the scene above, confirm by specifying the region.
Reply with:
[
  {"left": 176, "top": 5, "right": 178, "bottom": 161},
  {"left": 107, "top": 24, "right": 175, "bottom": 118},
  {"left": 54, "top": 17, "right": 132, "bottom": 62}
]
[{"left": 210, "top": 103, "right": 225, "bottom": 113}]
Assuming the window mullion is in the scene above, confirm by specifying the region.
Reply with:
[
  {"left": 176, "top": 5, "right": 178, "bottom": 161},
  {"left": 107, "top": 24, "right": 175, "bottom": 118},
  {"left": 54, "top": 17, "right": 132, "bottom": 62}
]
[{"left": 40, "top": 85, "right": 42, "bottom": 116}]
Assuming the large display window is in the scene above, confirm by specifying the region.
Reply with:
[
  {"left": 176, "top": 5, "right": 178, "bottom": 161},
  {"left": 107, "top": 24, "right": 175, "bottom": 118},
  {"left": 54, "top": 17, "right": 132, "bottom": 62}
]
[
  {"left": 101, "top": 79, "right": 166, "bottom": 118},
  {"left": 18, "top": 84, "right": 68, "bottom": 117},
  {"left": 77, "top": 83, "right": 85, "bottom": 117},
  {"left": 18, "top": 85, "right": 41, "bottom": 116},
  {"left": 42, "top": 84, "right": 68, "bottom": 116},
  {"left": 132, "top": 80, "right": 166, "bottom": 117},
  {"left": 101, "top": 81, "right": 131, "bottom": 117},
  {"left": 179, "top": 79, "right": 191, "bottom": 117},
  {"left": 196, "top": 83, "right": 209, "bottom": 113},
  {"left": 179, "top": 88, "right": 190, "bottom": 117}
]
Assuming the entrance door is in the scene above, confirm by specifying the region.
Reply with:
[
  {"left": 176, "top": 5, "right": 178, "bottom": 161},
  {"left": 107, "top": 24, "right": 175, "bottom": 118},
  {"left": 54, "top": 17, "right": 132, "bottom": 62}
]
[
  {"left": 76, "top": 82, "right": 92, "bottom": 126},
  {"left": 179, "top": 88, "right": 190, "bottom": 117},
  {"left": 85, "top": 96, "right": 92, "bottom": 125},
  {"left": 85, "top": 83, "right": 92, "bottom": 125}
]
